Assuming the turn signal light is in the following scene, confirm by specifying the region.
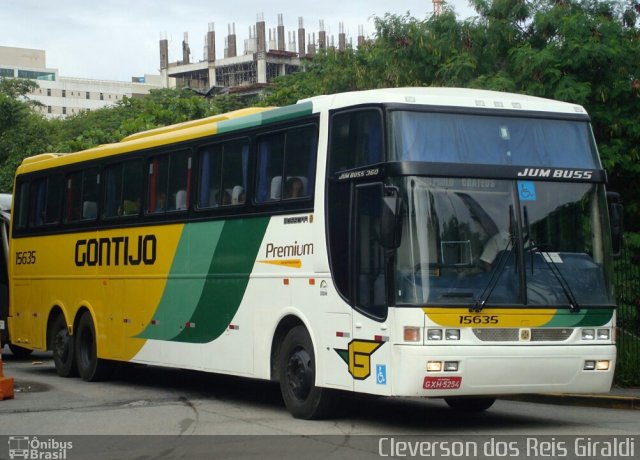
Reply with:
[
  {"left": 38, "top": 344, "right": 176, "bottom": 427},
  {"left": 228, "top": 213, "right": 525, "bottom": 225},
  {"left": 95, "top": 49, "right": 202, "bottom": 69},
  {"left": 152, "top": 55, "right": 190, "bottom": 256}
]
[{"left": 404, "top": 326, "right": 421, "bottom": 342}]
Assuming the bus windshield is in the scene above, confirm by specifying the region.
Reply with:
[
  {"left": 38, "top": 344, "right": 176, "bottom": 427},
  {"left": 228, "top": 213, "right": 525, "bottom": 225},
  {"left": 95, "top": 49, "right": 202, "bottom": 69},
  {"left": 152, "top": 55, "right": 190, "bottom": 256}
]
[
  {"left": 395, "top": 177, "right": 615, "bottom": 308},
  {"left": 389, "top": 111, "right": 600, "bottom": 169}
]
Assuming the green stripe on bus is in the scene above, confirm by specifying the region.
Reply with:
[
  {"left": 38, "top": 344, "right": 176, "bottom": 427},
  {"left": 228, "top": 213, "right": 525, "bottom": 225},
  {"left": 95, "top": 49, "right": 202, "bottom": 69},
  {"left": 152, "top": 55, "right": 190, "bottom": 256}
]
[
  {"left": 173, "top": 216, "right": 270, "bottom": 343},
  {"left": 544, "top": 308, "right": 614, "bottom": 327},
  {"left": 216, "top": 102, "right": 313, "bottom": 135},
  {"left": 137, "top": 221, "right": 224, "bottom": 340}
]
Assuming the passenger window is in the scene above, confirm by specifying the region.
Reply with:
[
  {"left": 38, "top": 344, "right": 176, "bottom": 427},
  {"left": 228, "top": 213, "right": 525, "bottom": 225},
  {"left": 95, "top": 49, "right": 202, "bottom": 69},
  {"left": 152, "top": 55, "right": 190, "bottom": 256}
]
[
  {"left": 198, "top": 139, "right": 248, "bottom": 209},
  {"left": 103, "top": 160, "right": 143, "bottom": 218},
  {"left": 64, "top": 168, "right": 99, "bottom": 223},
  {"left": 14, "top": 182, "right": 30, "bottom": 230},
  {"left": 255, "top": 125, "right": 317, "bottom": 203},
  {"left": 148, "top": 150, "right": 192, "bottom": 213},
  {"left": 29, "top": 174, "right": 64, "bottom": 226},
  {"left": 329, "top": 109, "right": 383, "bottom": 174}
]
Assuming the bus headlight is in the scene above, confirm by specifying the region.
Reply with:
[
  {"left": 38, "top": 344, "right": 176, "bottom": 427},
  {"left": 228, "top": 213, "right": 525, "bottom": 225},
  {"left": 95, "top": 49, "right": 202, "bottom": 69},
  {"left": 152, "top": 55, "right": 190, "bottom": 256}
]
[
  {"left": 427, "top": 361, "right": 443, "bottom": 372},
  {"left": 581, "top": 329, "right": 595, "bottom": 340},
  {"left": 427, "top": 329, "right": 443, "bottom": 341},
  {"left": 445, "top": 329, "right": 460, "bottom": 340},
  {"left": 443, "top": 361, "right": 459, "bottom": 372},
  {"left": 597, "top": 329, "right": 610, "bottom": 340}
]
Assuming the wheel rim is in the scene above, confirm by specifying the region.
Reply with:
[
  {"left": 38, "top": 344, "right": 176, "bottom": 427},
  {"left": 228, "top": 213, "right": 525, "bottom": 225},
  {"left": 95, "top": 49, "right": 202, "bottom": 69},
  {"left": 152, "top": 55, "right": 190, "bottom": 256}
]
[{"left": 285, "top": 347, "right": 312, "bottom": 401}]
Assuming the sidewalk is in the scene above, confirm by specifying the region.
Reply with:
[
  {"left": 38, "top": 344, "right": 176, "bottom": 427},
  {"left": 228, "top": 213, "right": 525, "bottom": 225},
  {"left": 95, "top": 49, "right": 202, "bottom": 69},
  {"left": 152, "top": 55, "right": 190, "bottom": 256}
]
[{"left": 502, "top": 387, "right": 640, "bottom": 410}]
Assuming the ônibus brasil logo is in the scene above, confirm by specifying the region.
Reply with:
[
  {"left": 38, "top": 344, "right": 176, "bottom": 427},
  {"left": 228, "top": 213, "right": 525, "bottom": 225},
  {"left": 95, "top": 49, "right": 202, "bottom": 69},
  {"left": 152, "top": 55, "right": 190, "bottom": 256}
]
[{"left": 8, "top": 436, "right": 73, "bottom": 459}]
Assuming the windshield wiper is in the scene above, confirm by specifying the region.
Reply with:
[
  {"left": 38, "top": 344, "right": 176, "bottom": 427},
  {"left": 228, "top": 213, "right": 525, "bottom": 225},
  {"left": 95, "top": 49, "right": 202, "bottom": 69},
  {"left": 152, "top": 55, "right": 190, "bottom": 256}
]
[
  {"left": 470, "top": 206, "right": 516, "bottom": 313},
  {"left": 535, "top": 249, "right": 581, "bottom": 313},
  {"left": 469, "top": 238, "right": 513, "bottom": 312}
]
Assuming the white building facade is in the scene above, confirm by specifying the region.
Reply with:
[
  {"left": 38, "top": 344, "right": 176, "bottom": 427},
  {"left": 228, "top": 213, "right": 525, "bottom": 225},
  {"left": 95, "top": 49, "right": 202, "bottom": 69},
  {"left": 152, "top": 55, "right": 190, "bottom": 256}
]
[{"left": 0, "top": 46, "right": 162, "bottom": 118}]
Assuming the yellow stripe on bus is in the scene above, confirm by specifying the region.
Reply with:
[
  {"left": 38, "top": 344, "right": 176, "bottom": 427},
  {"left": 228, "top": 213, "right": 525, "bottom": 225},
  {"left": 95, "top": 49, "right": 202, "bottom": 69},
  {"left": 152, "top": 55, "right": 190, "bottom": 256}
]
[{"left": 422, "top": 308, "right": 558, "bottom": 328}]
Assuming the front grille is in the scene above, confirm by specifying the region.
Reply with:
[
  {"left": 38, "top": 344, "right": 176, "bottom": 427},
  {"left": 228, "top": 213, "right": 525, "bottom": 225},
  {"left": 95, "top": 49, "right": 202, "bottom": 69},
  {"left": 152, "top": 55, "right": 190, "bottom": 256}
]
[
  {"left": 530, "top": 328, "right": 573, "bottom": 341},
  {"left": 472, "top": 328, "right": 573, "bottom": 342},
  {"left": 472, "top": 328, "right": 518, "bottom": 341}
]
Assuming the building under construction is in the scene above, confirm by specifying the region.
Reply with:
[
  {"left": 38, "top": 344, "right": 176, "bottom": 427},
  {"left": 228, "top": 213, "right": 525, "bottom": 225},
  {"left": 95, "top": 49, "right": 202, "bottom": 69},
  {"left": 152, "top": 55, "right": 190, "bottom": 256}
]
[{"left": 160, "top": 14, "right": 363, "bottom": 97}]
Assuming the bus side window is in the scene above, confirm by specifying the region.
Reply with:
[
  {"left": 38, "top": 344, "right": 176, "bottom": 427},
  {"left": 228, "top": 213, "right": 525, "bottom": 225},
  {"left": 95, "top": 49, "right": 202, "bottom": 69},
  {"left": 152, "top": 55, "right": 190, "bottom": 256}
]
[
  {"left": 28, "top": 179, "right": 47, "bottom": 227},
  {"left": 148, "top": 150, "right": 191, "bottom": 213},
  {"left": 283, "top": 125, "right": 316, "bottom": 200},
  {"left": 255, "top": 125, "right": 317, "bottom": 203},
  {"left": 256, "top": 133, "right": 285, "bottom": 203},
  {"left": 329, "top": 109, "right": 383, "bottom": 174},
  {"left": 104, "top": 160, "right": 142, "bottom": 218},
  {"left": 14, "top": 182, "right": 30, "bottom": 230}
]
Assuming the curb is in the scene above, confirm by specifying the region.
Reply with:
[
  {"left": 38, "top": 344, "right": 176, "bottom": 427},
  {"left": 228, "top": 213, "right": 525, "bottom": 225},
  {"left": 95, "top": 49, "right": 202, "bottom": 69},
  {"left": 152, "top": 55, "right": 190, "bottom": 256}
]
[{"left": 500, "top": 393, "right": 640, "bottom": 410}]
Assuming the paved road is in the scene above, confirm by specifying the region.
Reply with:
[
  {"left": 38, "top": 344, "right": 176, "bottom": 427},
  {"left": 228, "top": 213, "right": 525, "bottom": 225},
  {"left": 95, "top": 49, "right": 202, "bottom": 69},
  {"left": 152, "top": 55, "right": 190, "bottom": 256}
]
[{"left": 1, "top": 350, "right": 638, "bottom": 459}]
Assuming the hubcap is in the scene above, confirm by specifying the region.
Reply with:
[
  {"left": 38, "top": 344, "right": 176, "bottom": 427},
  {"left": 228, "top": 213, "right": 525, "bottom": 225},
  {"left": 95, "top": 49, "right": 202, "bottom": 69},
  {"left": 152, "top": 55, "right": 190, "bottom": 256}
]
[
  {"left": 54, "top": 330, "right": 69, "bottom": 362},
  {"left": 286, "top": 347, "right": 312, "bottom": 401}
]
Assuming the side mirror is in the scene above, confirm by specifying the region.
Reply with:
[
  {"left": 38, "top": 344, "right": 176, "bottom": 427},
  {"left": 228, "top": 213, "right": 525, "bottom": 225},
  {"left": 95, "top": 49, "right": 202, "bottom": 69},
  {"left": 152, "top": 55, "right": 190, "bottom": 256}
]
[
  {"left": 607, "top": 192, "right": 623, "bottom": 257},
  {"left": 380, "top": 186, "right": 403, "bottom": 249}
]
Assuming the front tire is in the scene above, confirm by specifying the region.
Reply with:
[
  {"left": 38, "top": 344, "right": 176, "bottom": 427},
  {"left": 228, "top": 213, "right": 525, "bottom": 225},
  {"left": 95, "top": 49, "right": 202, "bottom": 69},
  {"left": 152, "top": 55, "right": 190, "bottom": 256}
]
[
  {"left": 49, "top": 314, "right": 77, "bottom": 377},
  {"left": 278, "top": 326, "right": 335, "bottom": 419},
  {"left": 75, "top": 312, "right": 113, "bottom": 382},
  {"left": 444, "top": 396, "right": 496, "bottom": 412}
]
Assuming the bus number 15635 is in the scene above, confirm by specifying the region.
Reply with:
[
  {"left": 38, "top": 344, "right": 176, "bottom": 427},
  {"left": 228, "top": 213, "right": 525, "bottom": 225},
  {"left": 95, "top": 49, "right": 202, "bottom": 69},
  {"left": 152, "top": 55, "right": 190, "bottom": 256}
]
[{"left": 459, "top": 315, "right": 499, "bottom": 325}]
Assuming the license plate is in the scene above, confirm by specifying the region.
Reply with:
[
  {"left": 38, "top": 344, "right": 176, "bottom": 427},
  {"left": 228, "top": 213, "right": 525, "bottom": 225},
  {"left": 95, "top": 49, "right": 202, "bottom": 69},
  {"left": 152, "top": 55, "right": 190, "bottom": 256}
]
[{"left": 423, "top": 376, "right": 462, "bottom": 390}]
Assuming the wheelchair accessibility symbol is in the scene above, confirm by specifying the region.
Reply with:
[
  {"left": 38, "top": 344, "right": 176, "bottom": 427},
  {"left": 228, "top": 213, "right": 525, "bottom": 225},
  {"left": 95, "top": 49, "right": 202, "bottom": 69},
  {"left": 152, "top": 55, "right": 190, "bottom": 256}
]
[
  {"left": 517, "top": 181, "right": 537, "bottom": 201},
  {"left": 376, "top": 365, "right": 387, "bottom": 385}
]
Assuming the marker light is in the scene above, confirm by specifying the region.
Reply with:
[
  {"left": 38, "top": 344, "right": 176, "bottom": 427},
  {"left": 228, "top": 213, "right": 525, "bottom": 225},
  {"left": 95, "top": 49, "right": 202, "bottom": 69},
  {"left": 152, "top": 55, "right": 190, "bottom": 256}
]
[
  {"left": 404, "top": 326, "right": 421, "bottom": 342},
  {"left": 443, "top": 361, "right": 459, "bottom": 372},
  {"left": 427, "top": 329, "right": 443, "bottom": 341},
  {"left": 584, "top": 360, "right": 596, "bottom": 370},
  {"left": 596, "top": 360, "right": 610, "bottom": 371},
  {"left": 445, "top": 329, "right": 460, "bottom": 341},
  {"left": 427, "top": 361, "right": 443, "bottom": 372},
  {"left": 582, "top": 329, "right": 595, "bottom": 340},
  {"left": 597, "top": 329, "right": 610, "bottom": 340}
]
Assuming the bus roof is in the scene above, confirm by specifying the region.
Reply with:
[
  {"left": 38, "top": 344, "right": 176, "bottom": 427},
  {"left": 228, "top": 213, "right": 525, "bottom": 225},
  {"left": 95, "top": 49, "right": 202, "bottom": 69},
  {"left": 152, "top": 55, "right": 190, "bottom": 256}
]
[
  {"left": 16, "top": 87, "right": 589, "bottom": 176},
  {"left": 301, "top": 87, "right": 588, "bottom": 117},
  {"left": 15, "top": 106, "right": 277, "bottom": 175}
]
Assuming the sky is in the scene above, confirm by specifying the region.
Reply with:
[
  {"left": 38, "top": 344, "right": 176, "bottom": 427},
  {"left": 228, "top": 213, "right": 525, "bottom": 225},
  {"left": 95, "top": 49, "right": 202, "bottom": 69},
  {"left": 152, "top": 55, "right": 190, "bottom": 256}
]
[{"left": 2, "top": 0, "right": 477, "bottom": 82}]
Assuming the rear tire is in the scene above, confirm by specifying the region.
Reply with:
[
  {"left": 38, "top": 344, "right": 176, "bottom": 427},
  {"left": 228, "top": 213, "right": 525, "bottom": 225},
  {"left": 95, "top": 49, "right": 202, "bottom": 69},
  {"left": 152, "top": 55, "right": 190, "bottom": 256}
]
[
  {"left": 75, "top": 312, "right": 113, "bottom": 382},
  {"left": 8, "top": 343, "right": 33, "bottom": 360},
  {"left": 278, "top": 326, "right": 335, "bottom": 419},
  {"left": 444, "top": 396, "right": 496, "bottom": 412},
  {"left": 50, "top": 314, "right": 77, "bottom": 377}
]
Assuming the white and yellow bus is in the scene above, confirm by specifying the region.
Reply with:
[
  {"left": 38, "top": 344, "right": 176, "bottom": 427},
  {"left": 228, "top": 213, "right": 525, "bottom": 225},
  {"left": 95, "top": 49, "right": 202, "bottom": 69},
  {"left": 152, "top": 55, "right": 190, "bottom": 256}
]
[{"left": 4, "top": 88, "right": 621, "bottom": 418}]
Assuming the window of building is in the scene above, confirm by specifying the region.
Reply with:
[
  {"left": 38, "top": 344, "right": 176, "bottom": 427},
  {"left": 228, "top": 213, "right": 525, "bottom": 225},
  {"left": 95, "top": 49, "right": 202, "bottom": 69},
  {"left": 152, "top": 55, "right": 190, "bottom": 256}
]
[
  {"left": 16, "top": 70, "right": 55, "bottom": 81},
  {"left": 62, "top": 90, "right": 66, "bottom": 98},
  {"left": 86, "top": 91, "right": 90, "bottom": 99},
  {"left": 47, "top": 106, "right": 51, "bottom": 114},
  {"left": 47, "top": 88, "right": 51, "bottom": 96},
  {"left": 100, "top": 93, "right": 104, "bottom": 101},
  {"left": 255, "top": 125, "right": 317, "bottom": 203},
  {"left": 147, "top": 150, "right": 192, "bottom": 214},
  {"left": 62, "top": 107, "right": 67, "bottom": 115},
  {"left": 198, "top": 139, "right": 249, "bottom": 209}
]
